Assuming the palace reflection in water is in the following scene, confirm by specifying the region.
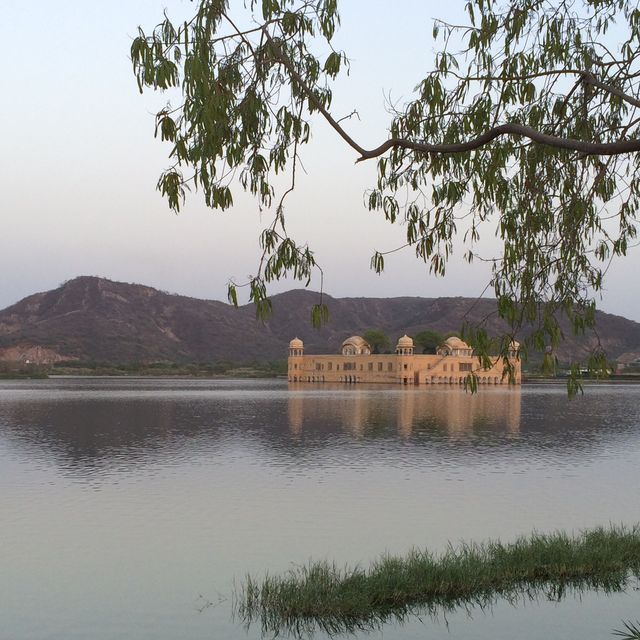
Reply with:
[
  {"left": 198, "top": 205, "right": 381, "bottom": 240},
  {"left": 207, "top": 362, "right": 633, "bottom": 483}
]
[
  {"left": 0, "top": 379, "right": 638, "bottom": 475},
  {"left": 287, "top": 384, "right": 522, "bottom": 438}
]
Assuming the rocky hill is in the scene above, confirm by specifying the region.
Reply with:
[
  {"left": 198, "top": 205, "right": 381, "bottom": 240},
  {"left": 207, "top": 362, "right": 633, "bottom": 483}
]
[{"left": 0, "top": 276, "right": 639, "bottom": 365}]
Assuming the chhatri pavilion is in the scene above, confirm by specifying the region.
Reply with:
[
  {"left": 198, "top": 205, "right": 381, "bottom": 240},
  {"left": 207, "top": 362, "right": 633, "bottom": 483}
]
[{"left": 288, "top": 334, "right": 521, "bottom": 385}]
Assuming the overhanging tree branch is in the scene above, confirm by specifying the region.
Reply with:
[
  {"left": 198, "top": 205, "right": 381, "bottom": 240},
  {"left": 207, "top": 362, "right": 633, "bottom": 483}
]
[
  {"left": 358, "top": 125, "right": 640, "bottom": 160},
  {"left": 267, "top": 31, "right": 640, "bottom": 161}
]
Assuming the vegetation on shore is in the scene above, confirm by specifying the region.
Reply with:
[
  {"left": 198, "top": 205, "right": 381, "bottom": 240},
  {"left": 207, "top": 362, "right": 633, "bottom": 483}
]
[
  {"left": 49, "top": 359, "right": 287, "bottom": 378},
  {"left": 0, "top": 362, "right": 48, "bottom": 379},
  {"left": 0, "top": 359, "right": 288, "bottom": 379},
  {"left": 236, "top": 525, "right": 640, "bottom": 637}
]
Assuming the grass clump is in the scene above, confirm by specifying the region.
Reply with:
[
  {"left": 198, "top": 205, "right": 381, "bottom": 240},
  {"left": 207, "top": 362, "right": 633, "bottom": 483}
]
[
  {"left": 236, "top": 525, "right": 640, "bottom": 637},
  {"left": 615, "top": 620, "right": 640, "bottom": 640}
]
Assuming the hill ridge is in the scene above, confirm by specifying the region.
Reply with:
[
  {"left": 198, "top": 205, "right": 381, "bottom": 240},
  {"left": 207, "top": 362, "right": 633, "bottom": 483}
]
[{"left": 1, "top": 276, "right": 639, "bottom": 365}]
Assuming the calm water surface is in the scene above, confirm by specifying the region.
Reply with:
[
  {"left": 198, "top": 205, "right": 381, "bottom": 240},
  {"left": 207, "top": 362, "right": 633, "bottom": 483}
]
[{"left": 1, "top": 378, "right": 639, "bottom": 639}]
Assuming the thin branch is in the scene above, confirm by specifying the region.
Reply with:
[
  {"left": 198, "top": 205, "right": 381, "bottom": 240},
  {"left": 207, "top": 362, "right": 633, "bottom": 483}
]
[
  {"left": 336, "top": 109, "right": 360, "bottom": 125},
  {"left": 582, "top": 71, "right": 640, "bottom": 110}
]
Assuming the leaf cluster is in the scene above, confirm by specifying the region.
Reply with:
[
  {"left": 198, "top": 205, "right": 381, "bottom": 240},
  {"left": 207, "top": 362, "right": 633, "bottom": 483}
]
[
  {"left": 362, "top": 329, "right": 391, "bottom": 353},
  {"left": 131, "top": 0, "right": 344, "bottom": 322},
  {"left": 366, "top": 0, "right": 640, "bottom": 392},
  {"left": 414, "top": 329, "right": 444, "bottom": 354}
]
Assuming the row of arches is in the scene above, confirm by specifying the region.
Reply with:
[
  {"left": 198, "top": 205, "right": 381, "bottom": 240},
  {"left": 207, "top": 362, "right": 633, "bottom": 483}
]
[
  {"left": 289, "top": 376, "right": 365, "bottom": 383},
  {"left": 289, "top": 375, "right": 506, "bottom": 385},
  {"left": 425, "top": 376, "right": 503, "bottom": 385}
]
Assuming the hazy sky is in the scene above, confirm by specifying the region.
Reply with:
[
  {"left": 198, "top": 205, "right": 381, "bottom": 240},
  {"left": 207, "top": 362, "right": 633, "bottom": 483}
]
[{"left": 2, "top": 1, "right": 639, "bottom": 321}]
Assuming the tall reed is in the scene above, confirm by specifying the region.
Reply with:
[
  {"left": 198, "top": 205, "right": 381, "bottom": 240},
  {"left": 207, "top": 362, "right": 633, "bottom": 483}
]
[{"left": 236, "top": 525, "right": 640, "bottom": 637}]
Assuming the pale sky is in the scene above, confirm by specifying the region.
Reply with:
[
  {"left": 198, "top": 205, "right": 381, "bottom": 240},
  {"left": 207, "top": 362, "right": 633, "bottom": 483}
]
[{"left": 2, "top": 1, "right": 639, "bottom": 321}]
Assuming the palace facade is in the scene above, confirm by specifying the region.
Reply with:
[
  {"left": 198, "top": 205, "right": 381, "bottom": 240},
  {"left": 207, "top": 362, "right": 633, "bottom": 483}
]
[{"left": 288, "top": 334, "right": 521, "bottom": 385}]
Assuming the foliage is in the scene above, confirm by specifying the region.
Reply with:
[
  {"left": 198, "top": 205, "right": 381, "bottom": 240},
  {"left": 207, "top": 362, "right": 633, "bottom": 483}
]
[
  {"left": 235, "top": 524, "right": 640, "bottom": 637},
  {"left": 0, "top": 361, "right": 48, "bottom": 379},
  {"left": 614, "top": 620, "right": 640, "bottom": 640},
  {"left": 362, "top": 329, "right": 391, "bottom": 354},
  {"left": 50, "top": 359, "right": 286, "bottom": 377},
  {"left": 131, "top": 0, "right": 640, "bottom": 393},
  {"left": 414, "top": 330, "right": 444, "bottom": 353},
  {"left": 131, "top": 0, "right": 339, "bottom": 326}
]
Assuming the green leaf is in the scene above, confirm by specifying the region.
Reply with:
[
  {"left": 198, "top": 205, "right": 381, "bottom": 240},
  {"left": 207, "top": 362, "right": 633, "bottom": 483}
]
[
  {"left": 311, "top": 303, "right": 329, "bottom": 328},
  {"left": 227, "top": 283, "right": 238, "bottom": 307}
]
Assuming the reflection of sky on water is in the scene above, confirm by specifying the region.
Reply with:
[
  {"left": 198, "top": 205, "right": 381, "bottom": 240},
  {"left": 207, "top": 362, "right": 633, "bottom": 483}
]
[{"left": 1, "top": 378, "right": 639, "bottom": 640}]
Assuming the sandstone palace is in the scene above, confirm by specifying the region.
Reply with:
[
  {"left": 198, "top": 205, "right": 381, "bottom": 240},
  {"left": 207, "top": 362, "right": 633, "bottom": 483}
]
[{"left": 288, "top": 335, "right": 521, "bottom": 385}]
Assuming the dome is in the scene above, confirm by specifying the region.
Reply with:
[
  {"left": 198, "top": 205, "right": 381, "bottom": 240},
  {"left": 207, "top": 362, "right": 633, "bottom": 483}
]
[
  {"left": 341, "top": 336, "right": 369, "bottom": 348},
  {"left": 443, "top": 336, "right": 470, "bottom": 349},
  {"left": 437, "top": 335, "right": 473, "bottom": 356},
  {"left": 341, "top": 335, "right": 371, "bottom": 355},
  {"left": 289, "top": 337, "right": 304, "bottom": 349},
  {"left": 396, "top": 334, "right": 414, "bottom": 348}
]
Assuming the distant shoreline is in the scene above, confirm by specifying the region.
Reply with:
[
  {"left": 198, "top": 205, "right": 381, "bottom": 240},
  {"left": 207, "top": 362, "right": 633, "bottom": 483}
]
[
  {"left": 1, "top": 370, "right": 639, "bottom": 384},
  {"left": 525, "top": 376, "right": 640, "bottom": 384}
]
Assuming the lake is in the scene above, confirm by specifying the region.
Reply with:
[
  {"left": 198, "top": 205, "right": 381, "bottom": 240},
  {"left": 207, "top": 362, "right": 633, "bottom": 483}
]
[{"left": 1, "top": 378, "right": 639, "bottom": 639}]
